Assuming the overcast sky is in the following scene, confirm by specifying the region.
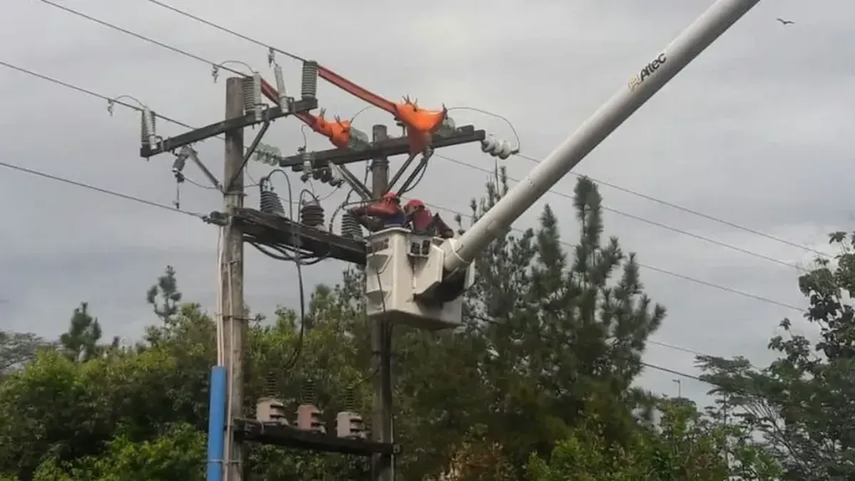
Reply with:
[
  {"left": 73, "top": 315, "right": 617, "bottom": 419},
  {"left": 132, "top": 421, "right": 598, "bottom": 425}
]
[{"left": 1, "top": 0, "right": 852, "bottom": 403}]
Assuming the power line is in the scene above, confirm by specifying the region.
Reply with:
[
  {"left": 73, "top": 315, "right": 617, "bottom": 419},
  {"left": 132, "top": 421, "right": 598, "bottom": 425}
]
[
  {"left": 125, "top": 0, "right": 828, "bottom": 261},
  {"left": 435, "top": 154, "right": 806, "bottom": 272},
  {"left": 0, "top": 158, "right": 743, "bottom": 391},
  {"left": 467, "top": 315, "right": 737, "bottom": 390},
  {"left": 0, "top": 160, "right": 205, "bottom": 219},
  {"left": 0, "top": 56, "right": 803, "bottom": 313},
  {"left": 513, "top": 155, "right": 828, "bottom": 259},
  {"left": 143, "top": 0, "right": 305, "bottom": 63},
  {"left": 420, "top": 198, "right": 803, "bottom": 313},
  {"left": 0, "top": 59, "right": 263, "bottom": 185},
  {"left": 34, "top": 0, "right": 248, "bottom": 78},
  {"left": 0, "top": 60, "right": 194, "bottom": 129},
  {"left": 0, "top": 155, "right": 786, "bottom": 373}
]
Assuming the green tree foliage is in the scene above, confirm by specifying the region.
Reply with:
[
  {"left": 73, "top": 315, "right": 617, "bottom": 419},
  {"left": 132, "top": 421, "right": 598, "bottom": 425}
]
[
  {"left": 528, "top": 399, "right": 780, "bottom": 481},
  {"left": 0, "top": 176, "right": 785, "bottom": 480},
  {"left": 146, "top": 265, "right": 182, "bottom": 325},
  {"left": 32, "top": 423, "right": 206, "bottom": 481},
  {"left": 699, "top": 231, "right": 855, "bottom": 479},
  {"left": 58, "top": 302, "right": 102, "bottom": 362},
  {"left": 456, "top": 170, "right": 666, "bottom": 470}
]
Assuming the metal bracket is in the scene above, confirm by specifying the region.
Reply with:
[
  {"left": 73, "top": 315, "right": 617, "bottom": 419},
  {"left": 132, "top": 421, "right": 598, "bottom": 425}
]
[
  {"left": 179, "top": 145, "right": 222, "bottom": 191},
  {"left": 330, "top": 163, "right": 372, "bottom": 200},
  {"left": 277, "top": 126, "right": 486, "bottom": 171},
  {"left": 139, "top": 98, "right": 317, "bottom": 158},
  {"left": 386, "top": 152, "right": 417, "bottom": 193},
  {"left": 395, "top": 149, "right": 432, "bottom": 196},
  {"left": 225, "top": 121, "right": 271, "bottom": 192}
]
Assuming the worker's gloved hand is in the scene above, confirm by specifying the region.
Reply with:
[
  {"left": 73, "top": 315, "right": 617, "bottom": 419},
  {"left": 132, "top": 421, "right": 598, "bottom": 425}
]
[{"left": 348, "top": 204, "right": 367, "bottom": 216}]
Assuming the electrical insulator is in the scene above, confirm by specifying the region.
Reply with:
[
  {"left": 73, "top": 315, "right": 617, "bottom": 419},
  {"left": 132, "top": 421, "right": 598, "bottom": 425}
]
[
  {"left": 299, "top": 150, "right": 313, "bottom": 183},
  {"left": 296, "top": 403, "right": 325, "bottom": 433},
  {"left": 243, "top": 73, "right": 263, "bottom": 121},
  {"left": 264, "top": 370, "right": 277, "bottom": 397},
  {"left": 171, "top": 150, "right": 187, "bottom": 184},
  {"left": 348, "top": 126, "right": 371, "bottom": 150},
  {"left": 141, "top": 107, "right": 158, "bottom": 149},
  {"left": 341, "top": 212, "right": 363, "bottom": 239},
  {"left": 259, "top": 187, "right": 285, "bottom": 216},
  {"left": 480, "top": 135, "right": 515, "bottom": 160},
  {"left": 300, "top": 200, "right": 325, "bottom": 230},
  {"left": 436, "top": 116, "right": 458, "bottom": 137},
  {"left": 322, "top": 166, "right": 344, "bottom": 188},
  {"left": 274, "top": 64, "right": 289, "bottom": 111},
  {"left": 172, "top": 150, "right": 187, "bottom": 177},
  {"left": 301, "top": 61, "right": 318, "bottom": 100},
  {"left": 256, "top": 397, "right": 289, "bottom": 425},
  {"left": 336, "top": 411, "right": 366, "bottom": 439},
  {"left": 303, "top": 378, "right": 316, "bottom": 404}
]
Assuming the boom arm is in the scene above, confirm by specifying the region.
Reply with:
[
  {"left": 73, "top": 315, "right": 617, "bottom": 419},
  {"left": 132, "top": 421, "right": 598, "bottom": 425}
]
[{"left": 443, "top": 0, "right": 762, "bottom": 274}]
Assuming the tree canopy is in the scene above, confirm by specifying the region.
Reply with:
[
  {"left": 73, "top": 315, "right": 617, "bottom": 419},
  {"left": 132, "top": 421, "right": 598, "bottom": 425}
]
[
  {"left": 0, "top": 173, "right": 792, "bottom": 480},
  {"left": 699, "top": 231, "right": 855, "bottom": 480}
]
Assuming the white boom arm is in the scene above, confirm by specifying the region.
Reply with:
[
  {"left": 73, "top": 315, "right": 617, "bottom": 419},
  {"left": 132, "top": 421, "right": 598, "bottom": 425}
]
[{"left": 444, "top": 0, "right": 762, "bottom": 275}]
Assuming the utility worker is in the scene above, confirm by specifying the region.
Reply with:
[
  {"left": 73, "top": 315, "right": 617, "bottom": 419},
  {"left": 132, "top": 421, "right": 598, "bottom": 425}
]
[
  {"left": 404, "top": 199, "right": 454, "bottom": 239},
  {"left": 348, "top": 191, "right": 407, "bottom": 231}
]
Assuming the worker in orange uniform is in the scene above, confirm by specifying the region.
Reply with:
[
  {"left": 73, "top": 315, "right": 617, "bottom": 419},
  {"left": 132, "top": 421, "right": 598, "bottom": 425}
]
[
  {"left": 403, "top": 199, "right": 454, "bottom": 239},
  {"left": 347, "top": 191, "right": 407, "bottom": 231}
]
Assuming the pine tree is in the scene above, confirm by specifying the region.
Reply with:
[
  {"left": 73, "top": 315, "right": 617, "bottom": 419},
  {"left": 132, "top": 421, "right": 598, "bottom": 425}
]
[
  {"left": 146, "top": 265, "right": 183, "bottom": 325},
  {"left": 59, "top": 302, "right": 102, "bottom": 362}
]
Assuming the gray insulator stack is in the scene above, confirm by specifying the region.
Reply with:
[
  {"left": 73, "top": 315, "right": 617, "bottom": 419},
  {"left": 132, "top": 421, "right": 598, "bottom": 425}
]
[
  {"left": 340, "top": 212, "right": 363, "bottom": 239},
  {"left": 301, "top": 61, "right": 318, "bottom": 100},
  {"left": 141, "top": 111, "right": 156, "bottom": 145},
  {"left": 300, "top": 200, "right": 325, "bottom": 229},
  {"left": 259, "top": 189, "right": 285, "bottom": 216},
  {"left": 344, "top": 386, "right": 355, "bottom": 412},
  {"left": 302, "top": 378, "right": 316, "bottom": 405},
  {"left": 264, "top": 371, "right": 277, "bottom": 397}
]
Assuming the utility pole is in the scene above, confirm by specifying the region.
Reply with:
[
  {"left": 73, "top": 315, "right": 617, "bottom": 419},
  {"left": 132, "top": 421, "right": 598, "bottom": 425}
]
[
  {"left": 673, "top": 378, "right": 682, "bottom": 399},
  {"left": 222, "top": 77, "right": 246, "bottom": 481},
  {"left": 370, "top": 124, "right": 394, "bottom": 481},
  {"left": 722, "top": 394, "right": 730, "bottom": 475}
]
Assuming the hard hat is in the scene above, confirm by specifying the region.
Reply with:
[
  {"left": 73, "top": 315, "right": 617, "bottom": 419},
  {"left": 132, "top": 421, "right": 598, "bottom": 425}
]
[
  {"left": 382, "top": 191, "right": 400, "bottom": 203},
  {"left": 404, "top": 199, "right": 425, "bottom": 210}
]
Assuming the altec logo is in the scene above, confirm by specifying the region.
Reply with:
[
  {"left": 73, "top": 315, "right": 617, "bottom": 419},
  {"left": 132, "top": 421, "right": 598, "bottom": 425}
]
[{"left": 628, "top": 53, "right": 667, "bottom": 91}]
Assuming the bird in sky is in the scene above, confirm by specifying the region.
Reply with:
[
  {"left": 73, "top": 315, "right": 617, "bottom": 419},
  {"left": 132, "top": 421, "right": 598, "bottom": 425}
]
[{"left": 777, "top": 17, "right": 795, "bottom": 25}]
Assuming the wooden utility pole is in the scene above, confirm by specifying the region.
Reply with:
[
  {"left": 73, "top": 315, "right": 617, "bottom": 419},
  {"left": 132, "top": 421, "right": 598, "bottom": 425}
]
[
  {"left": 370, "top": 124, "right": 394, "bottom": 481},
  {"left": 222, "top": 77, "right": 246, "bottom": 481}
]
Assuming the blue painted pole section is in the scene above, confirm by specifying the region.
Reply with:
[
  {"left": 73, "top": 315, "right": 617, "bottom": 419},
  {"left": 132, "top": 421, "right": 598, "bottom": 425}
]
[{"left": 206, "top": 366, "right": 227, "bottom": 481}]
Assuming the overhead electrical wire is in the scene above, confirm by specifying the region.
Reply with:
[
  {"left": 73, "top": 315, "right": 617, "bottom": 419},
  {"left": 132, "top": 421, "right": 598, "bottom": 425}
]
[
  {"left": 0, "top": 59, "right": 266, "bottom": 185},
  {"left": 513, "top": 152, "right": 831, "bottom": 259},
  {"left": 16, "top": 2, "right": 813, "bottom": 273},
  {"left": 13, "top": 4, "right": 810, "bottom": 402},
  {"left": 34, "top": 0, "right": 249, "bottom": 79},
  {"left": 0, "top": 56, "right": 804, "bottom": 315},
  {"left": 0, "top": 159, "right": 777, "bottom": 372},
  {"left": 466, "top": 313, "right": 785, "bottom": 403},
  {"left": 468, "top": 312, "right": 760, "bottom": 370},
  {"left": 143, "top": 0, "right": 306, "bottom": 63},
  {"left": 0, "top": 159, "right": 206, "bottom": 219},
  {"left": 416, "top": 196, "right": 804, "bottom": 313},
  {"left": 128, "top": 1, "right": 829, "bottom": 261},
  {"left": 434, "top": 153, "right": 807, "bottom": 272}
]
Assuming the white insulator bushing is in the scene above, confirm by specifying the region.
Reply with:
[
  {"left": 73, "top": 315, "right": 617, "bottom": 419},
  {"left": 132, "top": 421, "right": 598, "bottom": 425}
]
[{"left": 274, "top": 64, "right": 289, "bottom": 111}]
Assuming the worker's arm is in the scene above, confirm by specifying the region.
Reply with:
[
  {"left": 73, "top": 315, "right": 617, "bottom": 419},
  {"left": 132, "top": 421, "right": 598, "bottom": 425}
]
[
  {"left": 432, "top": 213, "right": 454, "bottom": 239},
  {"left": 363, "top": 202, "right": 400, "bottom": 217},
  {"left": 348, "top": 202, "right": 400, "bottom": 218}
]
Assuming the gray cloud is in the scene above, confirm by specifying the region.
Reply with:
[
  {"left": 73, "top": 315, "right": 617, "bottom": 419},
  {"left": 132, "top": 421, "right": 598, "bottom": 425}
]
[{"left": 1, "top": 0, "right": 849, "bottom": 403}]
